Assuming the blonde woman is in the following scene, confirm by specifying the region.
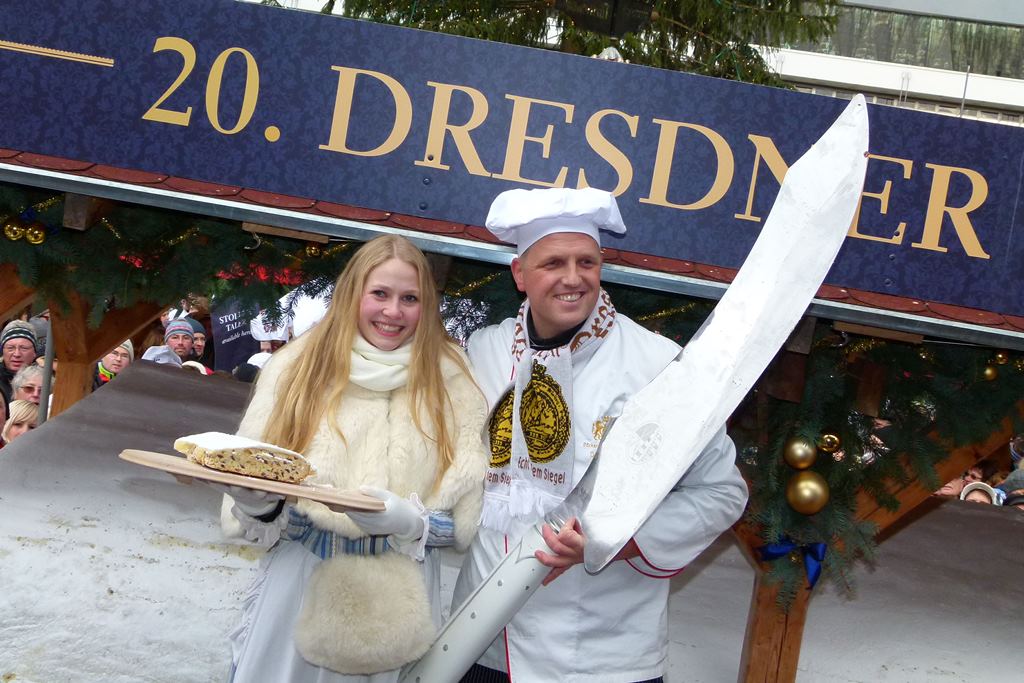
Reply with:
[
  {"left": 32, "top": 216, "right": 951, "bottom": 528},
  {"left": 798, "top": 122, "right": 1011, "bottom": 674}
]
[
  {"left": 1, "top": 399, "right": 37, "bottom": 446},
  {"left": 221, "top": 235, "right": 488, "bottom": 682}
]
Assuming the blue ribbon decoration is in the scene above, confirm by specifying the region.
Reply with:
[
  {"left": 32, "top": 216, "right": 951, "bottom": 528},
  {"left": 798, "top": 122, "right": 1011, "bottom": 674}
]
[{"left": 757, "top": 537, "right": 828, "bottom": 588}]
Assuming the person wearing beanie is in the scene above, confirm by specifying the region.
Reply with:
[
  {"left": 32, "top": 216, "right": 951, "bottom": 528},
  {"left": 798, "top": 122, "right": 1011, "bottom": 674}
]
[
  {"left": 183, "top": 317, "right": 213, "bottom": 367},
  {"left": 93, "top": 340, "right": 134, "bottom": 391},
  {"left": 163, "top": 319, "right": 195, "bottom": 361},
  {"left": 28, "top": 314, "right": 49, "bottom": 351},
  {"left": 1, "top": 320, "right": 39, "bottom": 418}
]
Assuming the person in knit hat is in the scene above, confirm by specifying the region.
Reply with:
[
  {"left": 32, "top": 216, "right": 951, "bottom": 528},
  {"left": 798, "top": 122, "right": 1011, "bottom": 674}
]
[
  {"left": 183, "top": 317, "right": 213, "bottom": 367},
  {"left": 93, "top": 340, "right": 134, "bottom": 390},
  {"left": 28, "top": 314, "right": 49, "bottom": 352},
  {"left": 184, "top": 316, "right": 205, "bottom": 353},
  {"left": 1, "top": 320, "right": 39, "bottom": 418},
  {"left": 163, "top": 318, "right": 194, "bottom": 361}
]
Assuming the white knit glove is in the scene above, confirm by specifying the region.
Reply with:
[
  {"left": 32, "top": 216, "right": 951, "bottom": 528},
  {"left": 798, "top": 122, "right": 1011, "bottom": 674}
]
[
  {"left": 345, "top": 486, "right": 426, "bottom": 544},
  {"left": 207, "top": 482, "right": 283, "bottom": 518}
]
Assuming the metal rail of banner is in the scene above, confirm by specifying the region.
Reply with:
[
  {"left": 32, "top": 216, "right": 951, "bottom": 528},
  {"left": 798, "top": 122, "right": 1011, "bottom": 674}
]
[{"left": 4, "top": 162, "right": 1024, "bottom": 351}]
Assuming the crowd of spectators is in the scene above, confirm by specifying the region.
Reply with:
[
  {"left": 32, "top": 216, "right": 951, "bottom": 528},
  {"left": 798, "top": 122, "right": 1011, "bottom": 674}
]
[
  {"left": 935, "top": 447, "right": 1024, "bottom": 511},
  {"left": 0, "top": 295, "right": 296, "bottom": 439}
]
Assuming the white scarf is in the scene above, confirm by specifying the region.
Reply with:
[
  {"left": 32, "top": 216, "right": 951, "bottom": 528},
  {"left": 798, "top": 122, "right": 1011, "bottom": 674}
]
[
  {"left": 481, "top": 291, "right": 616, "bottom": 532},
  {"left": 349, "top": 334, "right": 412, "bottom": 391}
]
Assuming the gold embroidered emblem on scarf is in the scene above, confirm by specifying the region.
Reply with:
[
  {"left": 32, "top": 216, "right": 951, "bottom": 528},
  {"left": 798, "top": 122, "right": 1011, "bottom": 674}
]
[
  {"left": 520, "top": 362, "right": 570, "bottom": 464},
  {"left": 488, "top": 389, "right": 514, "bottom": 468},
  {"left": 487, "top": 362, "right": 572, "bottom": 467}
]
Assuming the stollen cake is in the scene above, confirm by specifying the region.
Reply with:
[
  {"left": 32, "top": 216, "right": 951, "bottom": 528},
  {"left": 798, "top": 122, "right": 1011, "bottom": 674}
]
[{"left": 173, "top": 431, "right": 314, "bottom": 484}]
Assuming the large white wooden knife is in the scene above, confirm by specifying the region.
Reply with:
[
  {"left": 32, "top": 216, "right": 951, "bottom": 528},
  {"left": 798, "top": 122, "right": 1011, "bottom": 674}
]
[{"left": 401, "top": 95, "right": 869, "bottom": 682}]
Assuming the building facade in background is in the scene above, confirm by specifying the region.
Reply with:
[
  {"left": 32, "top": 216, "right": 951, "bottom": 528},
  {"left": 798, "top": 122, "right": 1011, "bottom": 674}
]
[{"left": 766, "top": 0, "right": 1024, "bottom": 126}]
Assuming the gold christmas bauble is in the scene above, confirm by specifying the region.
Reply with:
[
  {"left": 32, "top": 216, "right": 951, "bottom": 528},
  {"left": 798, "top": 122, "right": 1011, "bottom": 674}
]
[
  {"left": 786, "top": 471, "right": 830, "bottom": 515},
  {"left": 817, "top": 432, "right": 841, "bottom": 453},
  {"left": 4, "top": 218, "right": 25, "bottom": 241},
  {"left": 783, "top": 435, "right": 818, "bottom": 470},
  {"left": 305, "top": 244, "right": 322, "bottom": 258},
  {"left": 983, "top": 365, "right": 998, "bottom": 381},
  {"left": 24, "top": 222, "right": 46, "bottom": 245},
  {"left": 994, "top": 351, "right": 1009, "bottom": 365},
  {"left": 918, "top": 348, "right": 934, "bottom": 362}
]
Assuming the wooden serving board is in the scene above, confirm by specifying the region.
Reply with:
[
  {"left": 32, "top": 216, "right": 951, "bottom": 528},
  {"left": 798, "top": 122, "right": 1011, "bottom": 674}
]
[{"left": 119, "top": 449, "right": 385, "bottom": 512}]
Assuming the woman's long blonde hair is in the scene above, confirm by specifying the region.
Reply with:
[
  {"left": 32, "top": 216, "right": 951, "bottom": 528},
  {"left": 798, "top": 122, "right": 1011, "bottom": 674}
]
[
  {"left": 261, "top": 235, "right": 472, "bottom": 482},
  {"left": 2, "top": 399, "right": 37, "bottom": 444}
]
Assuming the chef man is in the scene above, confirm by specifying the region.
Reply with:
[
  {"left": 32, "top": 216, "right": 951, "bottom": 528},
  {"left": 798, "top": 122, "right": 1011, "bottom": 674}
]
[{"left": 454, "top": 187, "right": 748, "bottom": 683}]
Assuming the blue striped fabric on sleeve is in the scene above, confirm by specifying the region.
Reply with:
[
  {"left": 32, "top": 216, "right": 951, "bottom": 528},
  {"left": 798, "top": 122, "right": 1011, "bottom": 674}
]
[
  {"left": 426, "top": 509, "right": 456, "bottom": 547},
  {"left": 284, "top": 507, "right": 390, "bottom": 558}
]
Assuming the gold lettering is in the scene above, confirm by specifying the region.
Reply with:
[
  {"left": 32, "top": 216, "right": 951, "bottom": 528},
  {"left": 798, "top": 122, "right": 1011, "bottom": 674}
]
[
  {"left": 494, "top": 95, "right": 575, "bottom": 187},
  {"left": 640, "top": 119, "right": 734, "bottom": 210},
  {"left": 319, "top": 66, "right": 412, "bottom": 157},
  {"left": 576, "top": 109, "right": 638, "bottom": 195},
  {"left": 733, "top": 134, "right": 789, "bottom": 223},
  {"left": 848, "top": 154, "right": 913, "bottom": 244},
  {"left": 415, "top": 82, "right": 492, "bottom": 176},
  {"left": 913, "top": 163, "right": 991, "bottom": 259}
]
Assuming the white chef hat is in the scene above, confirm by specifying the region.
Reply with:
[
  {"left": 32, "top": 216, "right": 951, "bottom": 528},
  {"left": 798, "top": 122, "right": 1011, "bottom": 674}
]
[{"left": 485, "top": 187, "right": 626, "bottom": 256}]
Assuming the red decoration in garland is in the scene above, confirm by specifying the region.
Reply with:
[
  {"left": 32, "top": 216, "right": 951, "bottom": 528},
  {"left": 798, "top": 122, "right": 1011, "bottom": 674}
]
[{"left": 217, "top": 263, "right": 303, "bottom": 286}]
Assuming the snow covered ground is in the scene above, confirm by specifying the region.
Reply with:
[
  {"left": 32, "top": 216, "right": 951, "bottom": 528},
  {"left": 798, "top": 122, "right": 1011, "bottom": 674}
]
[
  {"left": 2, "top": 361, "right": 1021, "bottom": 682},
  {"left": 660, "top": 496, "right": 1023, "bottom": 683}
]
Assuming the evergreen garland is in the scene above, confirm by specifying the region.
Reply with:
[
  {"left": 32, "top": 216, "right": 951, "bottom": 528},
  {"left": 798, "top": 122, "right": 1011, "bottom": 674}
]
[
  {"left": 0, "top": 182, "right": 356, "bottom": 325},
  {"left": 732, "top": 326, "right": 1024, "bottom": 606}
]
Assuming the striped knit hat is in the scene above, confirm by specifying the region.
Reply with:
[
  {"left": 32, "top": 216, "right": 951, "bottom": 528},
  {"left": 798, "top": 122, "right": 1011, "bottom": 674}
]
[
  {"left": 1, "top": 320, "right": 38, "bottom": 350},
  {"left": 164, "top": 318, "right": 194, "bottom": 342}
]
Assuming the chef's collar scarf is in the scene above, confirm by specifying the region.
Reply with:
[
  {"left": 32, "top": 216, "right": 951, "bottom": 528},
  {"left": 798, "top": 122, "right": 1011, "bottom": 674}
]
[{"left": 480, "top": 290, "right": 615, "bottom": 534}]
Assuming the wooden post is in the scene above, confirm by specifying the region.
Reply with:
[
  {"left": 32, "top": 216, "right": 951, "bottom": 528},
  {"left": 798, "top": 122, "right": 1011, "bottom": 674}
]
[
  {"left": 48, "top": 292, "right": 92, "bottom": 417},
  {"left": 733, "top": 524, "right": 812, "bottom": 683},
  {"left": 47, "top": 293, "right": 165, "bottom": 417},
  {"left": 737, "top": 570, "right": 812, "bottom": 683},
  {"left": 0, "top": 263, "right": 36, "bottom": 321}
]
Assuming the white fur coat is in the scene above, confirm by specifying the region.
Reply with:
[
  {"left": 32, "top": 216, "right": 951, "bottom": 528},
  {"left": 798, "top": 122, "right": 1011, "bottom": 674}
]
[
  {"left": 225, "top": 332, "right": 488, "bottom": 549},
  {"left": 223, "top": 334, "right": 488, "bottom": 674}
]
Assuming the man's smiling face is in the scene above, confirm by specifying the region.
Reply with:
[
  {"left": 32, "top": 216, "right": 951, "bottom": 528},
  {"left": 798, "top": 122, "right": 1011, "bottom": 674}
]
[{"left": 512, "top": 232, "right": 602, "bottom": 339}]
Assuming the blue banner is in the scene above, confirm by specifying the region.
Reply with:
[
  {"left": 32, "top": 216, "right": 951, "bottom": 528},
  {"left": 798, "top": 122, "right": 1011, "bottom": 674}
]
[
  {"left": 1, "top": 0, "right": 1022, "bottom": 315},
  {"left": 210, "top": 298, "right": 259, "bottom": 374}
]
